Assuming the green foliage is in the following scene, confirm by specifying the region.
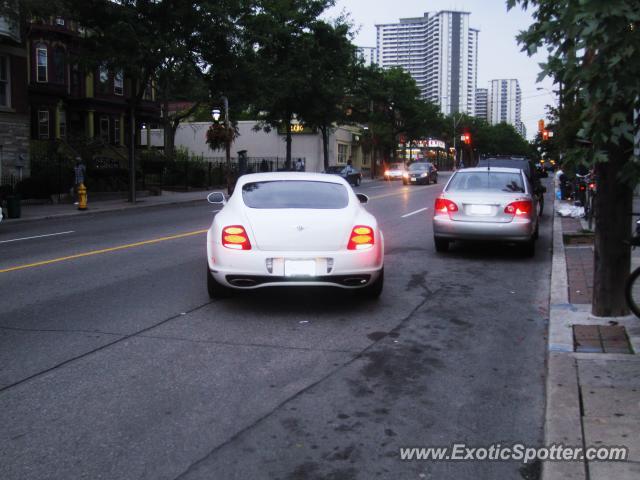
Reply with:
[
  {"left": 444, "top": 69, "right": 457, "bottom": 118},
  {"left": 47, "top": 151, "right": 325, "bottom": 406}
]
[
  {"left": 508, "top": 0, "right": 640, "bottom": 182},
  {"left": 245, "top": 0, "right": 336, "bottom": 140},
  {"left": 350, "top": 65, "right": 447, "bottom": 158}
]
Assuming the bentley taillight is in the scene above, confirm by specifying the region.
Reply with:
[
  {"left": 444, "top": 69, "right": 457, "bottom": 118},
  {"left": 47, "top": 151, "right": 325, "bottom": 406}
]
[
  {"left": 222, "top": 225, "right": 252, "bottom": 250},
  {"left": 348, "top": 226, "right": 374, "bottom": 250}
]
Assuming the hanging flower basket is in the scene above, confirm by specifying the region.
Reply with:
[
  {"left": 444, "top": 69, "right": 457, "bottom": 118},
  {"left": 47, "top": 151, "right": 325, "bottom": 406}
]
[{"left": 205, "top": 124, "right": 239, "bottom": 151}]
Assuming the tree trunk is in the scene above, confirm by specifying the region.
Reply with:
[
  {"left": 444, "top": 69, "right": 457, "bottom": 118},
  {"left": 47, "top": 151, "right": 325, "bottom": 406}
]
[
  {"left": 285, "top": 116, "right": 292, "bottom": 169},
  {"left": 128, "top": 103, "right": 136, "bottom": 203},
  {"left": 321, "top": 125, "right": 329, "bottom": 170},
  {"left": 592, "top": 152, "right": 633, "bottom": 316}
]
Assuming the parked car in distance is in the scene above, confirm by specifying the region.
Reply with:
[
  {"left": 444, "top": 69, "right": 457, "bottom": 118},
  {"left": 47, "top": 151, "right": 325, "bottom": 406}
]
[
  {"left": 383, "top": 162, "right": 406, "bottom": 181},
  {"left": 476, "top": 156, "right": 546, "bottom": 215},
  {"left": 324, "top": 165, "right": 363, "bottom": 186},
  {"left": 206, "top": 172, "right": 384, "bottom": 298},
  {"left": 432, "top": 167, "right": 539, "bottom": 257},
  {"left": 403, "top": 162, "right": 438, "bottom": 185}
]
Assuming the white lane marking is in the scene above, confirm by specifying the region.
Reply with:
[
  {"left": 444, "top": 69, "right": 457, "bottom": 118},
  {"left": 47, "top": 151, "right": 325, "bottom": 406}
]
[
  {"left": 0, "top": 231, "right": 75, "bottom": 244},
  {"left": 401, "top": 207, "right": 429, "bottom": 218}
]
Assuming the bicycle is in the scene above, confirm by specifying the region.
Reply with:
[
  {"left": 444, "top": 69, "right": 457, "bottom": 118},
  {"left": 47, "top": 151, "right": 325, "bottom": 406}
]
[{"left": 624, "top": 217, "right": 640, "bottom": 317}]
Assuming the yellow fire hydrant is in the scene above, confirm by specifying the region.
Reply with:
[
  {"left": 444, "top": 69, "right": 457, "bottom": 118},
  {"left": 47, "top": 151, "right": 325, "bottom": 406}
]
[{"left": 77, "top": 183, "right": 87, "bottom": 210}]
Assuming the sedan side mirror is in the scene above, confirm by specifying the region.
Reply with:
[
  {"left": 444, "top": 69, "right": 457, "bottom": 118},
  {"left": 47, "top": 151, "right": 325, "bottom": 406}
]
[
  {"left": 356, "top": 193, "right": 369, "bottom": 204},
  {"left": 207, "top": 192, "right": 226, "bottom": 205}
]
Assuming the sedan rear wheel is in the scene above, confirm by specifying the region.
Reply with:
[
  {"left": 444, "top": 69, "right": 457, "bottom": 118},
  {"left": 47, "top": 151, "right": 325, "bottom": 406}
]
[
  {"left": 207, "top": 264, "right": 233, "bottom": 299},
  {"left": 434, "top": 237, "right": 449, "bottom": 252}
]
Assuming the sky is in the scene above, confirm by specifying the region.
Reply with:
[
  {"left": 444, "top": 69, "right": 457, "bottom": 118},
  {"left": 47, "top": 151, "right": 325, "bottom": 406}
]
[{"left": 324, "top": 0, "right": 556, "bottom": 140}]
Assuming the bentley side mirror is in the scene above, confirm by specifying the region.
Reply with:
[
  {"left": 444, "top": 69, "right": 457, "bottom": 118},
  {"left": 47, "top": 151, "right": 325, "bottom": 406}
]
[
  {"left": 207, "top": 192, "right": 226, "bottom": 205},
  {"left": 356, "top": 193, "right": 369, "bottom": 204}
]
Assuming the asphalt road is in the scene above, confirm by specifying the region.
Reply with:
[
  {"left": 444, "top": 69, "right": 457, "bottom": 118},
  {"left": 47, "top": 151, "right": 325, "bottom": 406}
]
[{"left": 0, "top": 175, "right": 552, "bottom": 480}]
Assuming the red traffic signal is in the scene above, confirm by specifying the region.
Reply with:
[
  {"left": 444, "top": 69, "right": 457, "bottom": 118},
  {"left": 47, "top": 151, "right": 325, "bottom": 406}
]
[{"left": 460, "top": 133, "right": 471, "bottom": 145}]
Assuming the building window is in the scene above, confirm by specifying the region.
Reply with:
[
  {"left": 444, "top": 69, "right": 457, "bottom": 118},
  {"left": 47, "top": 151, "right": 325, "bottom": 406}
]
[
  {"left": 0, "top": 55, "right": 9, "bottom": 107},
  {"left": 53, "top": 47, "right": 65, "bottom": 84},
  {"left": 36, "top": 45, "right": 48, "bottom": 82},
  {"left": 100, "top": 115, "right": 110, "bottom": 142},
  {"left": 98, "top": 65, "right": 109, "bottom": 94},
  {"left": 38, "top": 110, "right": 49, "bottom": 139},
  {"left": 114, "top": 70, "right": 123, "bottom": 95},
  {"left": 59, "top": 110, "right": 66, "bottom": 138},
  {"left": 337, "top": 143, "right": 349, "bottom": 164},
  {"left": 114, "top": 118, "right": 121, "bottom": 145}
]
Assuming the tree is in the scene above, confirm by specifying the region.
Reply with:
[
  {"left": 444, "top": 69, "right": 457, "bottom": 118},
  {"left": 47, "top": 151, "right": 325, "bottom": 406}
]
[
  {"left": 156, "top": 58, "right": 209, "bottom": 158},
  {"left": 298, "top": 18, "right": 358, "bottom": 170},
  {"left": 50, "top": 0, "right": 252, "bottom": 202},
  {"left": 509, "top": 0, "right": 640, "bottom": 316},
  {"left": 246, "top": 0, "right": 335, "bottom": 168}
]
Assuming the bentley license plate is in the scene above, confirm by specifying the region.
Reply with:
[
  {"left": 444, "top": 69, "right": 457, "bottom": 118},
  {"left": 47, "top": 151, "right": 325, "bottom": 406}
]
[{"left": 284, "top": 260, "right": 316, "bottom": 277}]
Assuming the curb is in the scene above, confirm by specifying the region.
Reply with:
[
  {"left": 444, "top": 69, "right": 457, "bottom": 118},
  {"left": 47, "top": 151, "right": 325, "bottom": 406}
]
[
  {"left": 2, "top": 197, "right": 206, "bottom": 225},
  {"left": 543, "top": 200, "right": 587, "bottom": 480}
]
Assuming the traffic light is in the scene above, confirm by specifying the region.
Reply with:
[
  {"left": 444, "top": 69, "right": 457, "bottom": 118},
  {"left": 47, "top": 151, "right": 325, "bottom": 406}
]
[
  {"left": 542, "top": 130, "right": 549, "bottom": 140},
  {"left": 460, "top": 133, "right": 471, "bottom": 145},
  {"left": 538, "top": 119, "right": 545, "bottom": 133}
]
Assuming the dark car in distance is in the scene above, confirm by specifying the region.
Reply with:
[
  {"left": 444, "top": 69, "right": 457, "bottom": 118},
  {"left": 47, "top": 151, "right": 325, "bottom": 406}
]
[
  {"left": 324, "top": 165, "right": 363, "bottom": 187},
  {"left": 403, "top": 162, "right": 438, "bottom": 185}
]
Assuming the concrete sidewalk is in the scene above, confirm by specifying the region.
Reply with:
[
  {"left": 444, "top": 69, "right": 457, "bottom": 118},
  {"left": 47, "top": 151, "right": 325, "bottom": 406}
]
[
  {"left": 544, "top": 200, "right": 640, "bottom": 480},
  {"left": 2, "top": 189, "right": 213, "bottom": 224}
]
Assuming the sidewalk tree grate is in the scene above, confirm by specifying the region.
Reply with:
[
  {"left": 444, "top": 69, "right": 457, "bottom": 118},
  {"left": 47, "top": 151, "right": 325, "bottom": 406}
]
[{"left": 573, "top": 325, "right": 633, "bottom": 354}]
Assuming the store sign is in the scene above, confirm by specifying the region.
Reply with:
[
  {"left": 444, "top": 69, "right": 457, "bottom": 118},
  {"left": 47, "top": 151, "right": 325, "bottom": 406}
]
[
  {"left": 406, "top": 138, "right": 446, "bottom": 149},
  {"left": 277, "top": 123, "right": 316, "bottom": 134}
]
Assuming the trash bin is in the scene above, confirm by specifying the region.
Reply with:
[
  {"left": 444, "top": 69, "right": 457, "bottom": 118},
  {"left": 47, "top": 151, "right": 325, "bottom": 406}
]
[{"left": 6, "top": 195, "right": 21, "bottom": 219}]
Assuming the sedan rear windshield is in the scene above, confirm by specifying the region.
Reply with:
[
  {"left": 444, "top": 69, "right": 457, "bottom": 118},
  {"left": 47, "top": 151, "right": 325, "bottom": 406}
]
[
  {"left": 446, "top": 172, "right": 525, "bottom": 193},
  {"left": 242, "top": 180, "right": 349, "bottom": 209},
  {"left": 409, "top": 163, "right": 429, "bottom": 171}
]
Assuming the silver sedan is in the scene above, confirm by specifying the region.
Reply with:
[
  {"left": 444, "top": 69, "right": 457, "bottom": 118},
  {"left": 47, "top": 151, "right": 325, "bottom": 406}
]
[{"left": 432, "top": 167, "right": 539, "bottom": 256}]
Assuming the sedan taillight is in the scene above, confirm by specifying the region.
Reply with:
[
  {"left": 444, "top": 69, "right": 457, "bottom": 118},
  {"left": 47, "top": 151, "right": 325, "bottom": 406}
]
[
  {"left": 504, "top": 200, "right": 532, "bottom": 217},
  {"left": 434, "top": 197, "right": 459, "bottom": 217},
  {"left": 222, "top": 225, "right": 252, "bottom": 250},
  {"left": 348, "top": 226, "right": 375, "bottom": 250}
]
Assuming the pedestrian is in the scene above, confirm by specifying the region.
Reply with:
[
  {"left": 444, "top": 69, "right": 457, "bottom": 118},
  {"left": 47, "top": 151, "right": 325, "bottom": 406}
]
[
  {"left": 295, "top": 158, "right": 303, "bottom": 172},
  {"left": 74, "top": 158, "right": 86, "bottom": 205}
]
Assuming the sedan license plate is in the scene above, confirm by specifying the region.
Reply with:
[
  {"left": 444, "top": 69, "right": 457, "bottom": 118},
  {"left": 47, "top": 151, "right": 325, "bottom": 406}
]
[
  {"left": 284, "top": 260, "right": 316, "bottom": 277},
  {"left": 469, "top": 204, "right": 492, "bottom": 215},
  {"left": 410, "top": 177, "right": 417, "bottom": 182}
]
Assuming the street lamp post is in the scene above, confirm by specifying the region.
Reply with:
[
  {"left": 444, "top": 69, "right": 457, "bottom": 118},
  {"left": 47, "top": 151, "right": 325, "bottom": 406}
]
[
  {"left": 442, "top": 96, "right": 463, "bottom": 169},
  {"left": 211, "top": 96, "right": 232, "bottom": 194}
]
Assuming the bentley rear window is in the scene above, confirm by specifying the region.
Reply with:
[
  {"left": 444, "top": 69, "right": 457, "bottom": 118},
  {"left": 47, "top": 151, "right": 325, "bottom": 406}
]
[{"left": 242, "top": 181, "right": 349, "bottom": 209}]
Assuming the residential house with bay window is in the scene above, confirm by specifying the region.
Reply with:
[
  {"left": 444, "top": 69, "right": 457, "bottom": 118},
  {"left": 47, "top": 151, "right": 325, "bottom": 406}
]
[
  {"left": 0, "top": 13, "right": 29, "bottom": 184},
  {"left": 27, "top": 16, "right": 160, "bottom": 164}
]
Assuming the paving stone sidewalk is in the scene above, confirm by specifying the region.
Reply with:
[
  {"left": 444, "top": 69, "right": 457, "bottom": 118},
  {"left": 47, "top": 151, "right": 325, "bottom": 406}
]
[{"left": 544, "top": 200, "right": 640, "bottom": 480}]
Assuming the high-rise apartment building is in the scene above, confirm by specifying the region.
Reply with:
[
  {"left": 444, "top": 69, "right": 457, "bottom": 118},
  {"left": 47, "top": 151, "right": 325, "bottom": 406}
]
[
  {"left": 375, "top": 11, "right": 478, "bottom": 115},
  {"left": 488, "top": 79, "right": 524, "bottom": 137},
  {"left": 475, "top": 88, "right": 488, "bottom": 122}
]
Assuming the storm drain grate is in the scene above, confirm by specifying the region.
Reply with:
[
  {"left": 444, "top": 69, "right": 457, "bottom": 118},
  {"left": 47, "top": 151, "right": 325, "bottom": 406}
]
[{"left": 573, "top": 325, "right": 633, "bottom": 354}]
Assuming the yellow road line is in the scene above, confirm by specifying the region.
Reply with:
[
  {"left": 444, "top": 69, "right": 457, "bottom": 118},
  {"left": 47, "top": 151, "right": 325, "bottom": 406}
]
[{"left": 0, "top": 229, "right": 208, "bottom": 274}]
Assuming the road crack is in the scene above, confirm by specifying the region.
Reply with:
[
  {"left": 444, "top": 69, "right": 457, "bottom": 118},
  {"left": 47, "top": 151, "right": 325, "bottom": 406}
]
[{"left": 172, "top": 288, "right": 439, "bottom": 480}]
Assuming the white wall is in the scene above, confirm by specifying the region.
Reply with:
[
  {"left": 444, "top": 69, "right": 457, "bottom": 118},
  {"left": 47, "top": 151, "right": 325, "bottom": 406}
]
[{"left": 172, "top": 121, "right": 361, "bottom": 173}]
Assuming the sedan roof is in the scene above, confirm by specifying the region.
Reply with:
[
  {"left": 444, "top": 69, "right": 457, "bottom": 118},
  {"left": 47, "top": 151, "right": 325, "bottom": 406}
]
[{"left": 458, "top": 167, "right": 524, "bottom": 174}]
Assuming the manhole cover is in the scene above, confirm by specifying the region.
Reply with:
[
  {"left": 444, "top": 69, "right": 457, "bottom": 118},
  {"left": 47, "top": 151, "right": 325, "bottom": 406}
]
[{"left": 573, "top": 325, "right": 633, "bottom": 354}]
